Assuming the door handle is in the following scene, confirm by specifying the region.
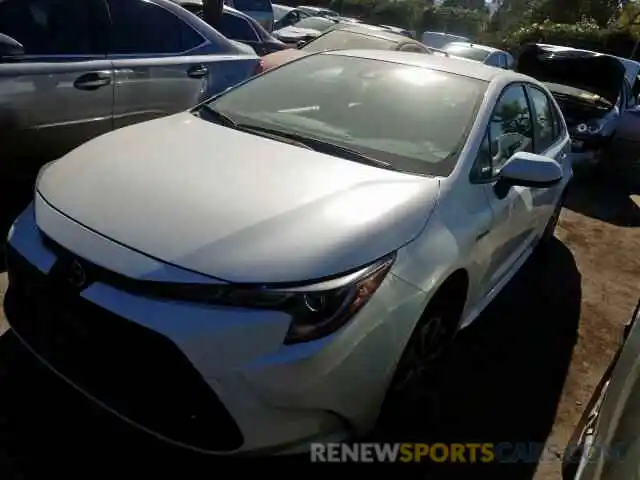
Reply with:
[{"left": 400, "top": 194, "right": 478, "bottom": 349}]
[
  {"left": 74, "top": 71, "right": 111, "bottom": 90},
  {"left": 187, "top": 65, "right": 208, "bottom": 79}
]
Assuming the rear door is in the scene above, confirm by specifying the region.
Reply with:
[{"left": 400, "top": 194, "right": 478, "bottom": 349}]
[
  {"left": 107, "top": 0, "right": 224, "bottom": 129},
  {"left": 0, "top": 0, "right": 113, "bottom": 176}
]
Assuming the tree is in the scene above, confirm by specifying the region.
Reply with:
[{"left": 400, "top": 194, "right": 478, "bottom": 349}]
[{"left": 441, "top": 0, "right": 486, "bottom": 10}]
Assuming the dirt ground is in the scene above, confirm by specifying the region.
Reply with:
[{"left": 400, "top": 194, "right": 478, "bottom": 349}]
[{"left": 0, "top": 177, "right": 638, "bottom": 478}]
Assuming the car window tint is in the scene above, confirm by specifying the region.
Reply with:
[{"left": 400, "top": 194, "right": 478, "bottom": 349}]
[
  {"left": 484, "top": 54, "right": 500, "bottom": 67},
  {"left": 218, "top": 12, "right": 258, "bottom": 42},
  {"left": 233, "top": 0, "right": 272, "bottom": 12},
  {"left": 0, "top": 0, "right": 108, "bottom": 55},
  {"left": 488, "top": 84, "right": 533, "bottom": 174},
  {"left": 207, "top": 54, "right": 486, "bottom": 177},
  {"left": 303, "top": 30, "right": 395, "bottom": 53},
  {"left": 526, "top": 86, "right": 557, "bottom": 153},
  {"left": 108, "top": 0, "right": 203, "bottom": 54}
]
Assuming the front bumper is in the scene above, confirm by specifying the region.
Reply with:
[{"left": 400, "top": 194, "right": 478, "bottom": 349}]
[{"left": 4, "top": 204, "right": 427, "bottom": 454}]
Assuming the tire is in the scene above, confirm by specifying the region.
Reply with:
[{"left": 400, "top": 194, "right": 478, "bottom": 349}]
[{"left": 377, "top": 285, "right": 465, "bottom": 431}]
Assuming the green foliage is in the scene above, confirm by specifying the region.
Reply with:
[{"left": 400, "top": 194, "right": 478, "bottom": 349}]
[{"left": 422, "top": 5, "right": 488, "bottom": 36}]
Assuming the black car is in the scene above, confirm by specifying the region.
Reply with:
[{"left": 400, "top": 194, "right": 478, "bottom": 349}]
[
  {"left": 175, "top": 1, "right": 287, "bottom": 55},
  {"left": 216, "top": 6, "right": 287, "bottom": 55}
]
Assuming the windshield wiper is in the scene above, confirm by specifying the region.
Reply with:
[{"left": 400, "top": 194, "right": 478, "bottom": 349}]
[
  {"left": 236, "top": 124, "right": 398, "bottom": 171},
  {"left": 196, "top": 105, "right": 238, "bottom": 128}
]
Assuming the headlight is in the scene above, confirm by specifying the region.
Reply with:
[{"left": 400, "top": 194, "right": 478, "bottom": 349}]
[
  {"left": 282, "top": 254, "right": 395, "bottom": 344},
  {"left": 130, "top": 253, "right": 396, "bottom": 345},
  {"left": 576, "top": 121, "right": 603, "bottom": 135}
]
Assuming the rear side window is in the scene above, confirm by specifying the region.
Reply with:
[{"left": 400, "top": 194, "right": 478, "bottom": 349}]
[
  {"left": 526, "top": 85, "right": 559, "bottom": 153},
  {"left": 108, "top": 0, "right": 203, "bottom": 54},
  {"left": 218, "top": 12, "right": 259, "bottom": 42},
  {"left": 0, "top": 0, "right": 108, "bottom": 56},
  {"left": 233, "top": 0, "right": 272, "bottom": 12}
]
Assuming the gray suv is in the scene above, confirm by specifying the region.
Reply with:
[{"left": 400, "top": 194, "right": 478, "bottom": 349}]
[{"left": 0, "top": 0, "right": 259, "bottom": 178}]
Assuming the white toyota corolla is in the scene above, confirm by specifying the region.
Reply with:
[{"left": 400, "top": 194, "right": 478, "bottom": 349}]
[{"left": 5, "top": 50, "right": 572, "bottom": 455}]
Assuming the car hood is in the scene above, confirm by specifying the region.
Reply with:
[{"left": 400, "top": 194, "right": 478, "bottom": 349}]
[
  {"left": 261, "top": 48, "right": 307, "bottom": 70},
  {"left": 516, "top": 44, "right": 626, "bottom": 105},
  {"left": 36, "top": 112, "right": 439, "bottom": 284}
]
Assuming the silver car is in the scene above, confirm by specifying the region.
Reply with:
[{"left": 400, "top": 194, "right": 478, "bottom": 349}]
[
  {"left": 0, "top": 0, "right": 259, "bottom": 178},
  {"left": 563, "top": 298, "right": 640, "bottom": 480},
  {"left": 5, "top": 50, "right": 572, "bottom": 455}
]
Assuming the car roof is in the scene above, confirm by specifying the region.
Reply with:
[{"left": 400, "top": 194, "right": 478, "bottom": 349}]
[
  {"left": 334, "top": 23, "right": 417, "bottom": 42},
  {"left": 444, "top": 42, "right": 503, "bottom": 54},
  {"left": 323, "top": 49, "right": 530, "bottom": 82}
]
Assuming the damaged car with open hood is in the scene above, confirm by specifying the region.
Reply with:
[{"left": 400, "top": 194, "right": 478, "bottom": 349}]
[{"left": 516, "top": 43, "right": 640, "bottom": 175}]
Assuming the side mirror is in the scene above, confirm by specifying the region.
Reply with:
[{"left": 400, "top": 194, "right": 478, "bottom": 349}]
[
  {"left": 0, "top": 33, "right": 24, "bottom": 59},
  {"left": 296, "top": 40, "right": 307, "bottom": 49},
  {"left": 495, "top": 151, "right": 563, "bottom": 196}
]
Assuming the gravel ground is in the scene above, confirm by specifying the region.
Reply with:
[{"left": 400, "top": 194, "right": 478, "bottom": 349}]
[{"left": 0, "top": 178, "right": 637, "bottom": 479}]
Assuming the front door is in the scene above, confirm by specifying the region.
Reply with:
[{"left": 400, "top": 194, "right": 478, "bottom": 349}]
[{"left": 0, "top": 0, "right": 114, "bottom": 177}]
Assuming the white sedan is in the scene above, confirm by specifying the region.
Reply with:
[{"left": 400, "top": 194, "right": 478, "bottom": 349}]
[{"left": 4, "top": 50, "right": 572, "bottom": 455}]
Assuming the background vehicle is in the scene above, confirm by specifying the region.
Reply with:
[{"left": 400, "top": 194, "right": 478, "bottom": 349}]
[
  {"left": 421, "top": 31, "right": 470, "bottom": 49},
  {"left": 216, "top": 6, "right": 287, "bottom": 55},
  {"left": 296, "top": 5, "right": 339, "bottom": 17},
  {"left": 563, "top": 297, "right": 640, "bottom": 480},
  {"left": 272, "top": 15, "right": 339, "bottom": 45},
  {"left": 272, "top": 3, "right": 293, "bottom": 22},
  {"left": 0, "top": 0, "right": 258, "bottom": 181},
  {"left": 5, "top": 50, "right": 571, "bottom": 456},
  {"left": 225, "top": 0, "right": 274, "bottom": 31},
  {"left": 272, "top": 6, "right": 314, "bottom": 30},
  {"left": 440, "top": 41, "right": 514, "bottom": 69},
  {"left": 516, "top": 43, "right": 640, "bottom": 181},
  {"left": 259, "top": 23, "right": 431, "bottom": 73}
]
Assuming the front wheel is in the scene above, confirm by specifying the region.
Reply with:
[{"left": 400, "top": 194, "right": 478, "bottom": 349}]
[{"left": 377, "top": 295, "right": 463, "bottom": 432}]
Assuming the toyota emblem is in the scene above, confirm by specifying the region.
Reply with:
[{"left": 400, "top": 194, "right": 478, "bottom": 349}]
[{"left": 67, "top": 260, "right": 87, "bottom": 289}]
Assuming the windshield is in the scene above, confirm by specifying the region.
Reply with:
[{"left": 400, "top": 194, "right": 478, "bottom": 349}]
[
  {"left": 303, "top": 30, "right": 396, "bottom": 53},
  {"left": 293, "top": 17, "right": 336, "bottom": 31},
  {"left": 203, "top": 54, "right": 486, "bottom": 176},
  {"left": 442, "top": 44, "right": 490, "bottom": 62}
]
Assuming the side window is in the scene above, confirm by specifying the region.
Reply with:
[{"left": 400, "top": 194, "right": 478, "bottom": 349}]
[
  {"left": 526, "top": 86, "right": 558, "bottom": 153},
  {"left": 0, "top": 0, "right": 108, "bottom": 56},
  {"left": 474, "top": 84, "right": 533, "bottom": 180},
  {"left": 108, "top": 0, "right": 203, "bottom": 54},
  {"left": 218, "top": 13, "right": 259, "bottom": 42},
  {"left": 485, "top": 53, "right": 500, "bottom": 67}
]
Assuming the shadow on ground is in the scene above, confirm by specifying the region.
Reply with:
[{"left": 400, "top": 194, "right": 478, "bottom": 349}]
[
  {"left": 563, "top": 174, "right": 640, "bottom": 227},
  {"left": 0, "top": 241, "right": 581, "bottom": 479},
  {"left": 0, "top": 169, "right": 35, "bottom": 273}
]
